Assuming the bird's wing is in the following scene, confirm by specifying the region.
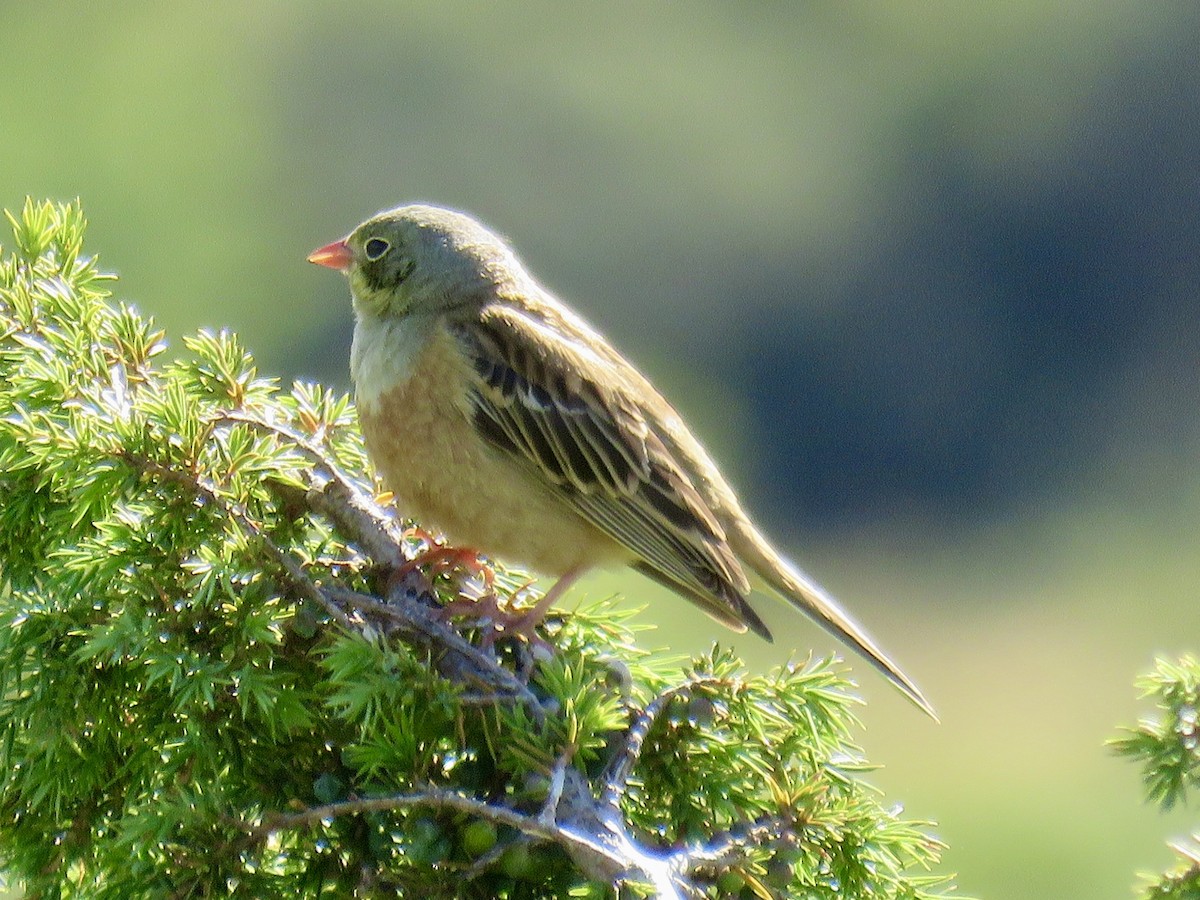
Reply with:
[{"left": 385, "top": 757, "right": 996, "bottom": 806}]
[{"left": 448, "top": 304, "right": 764, "bottom": 634}]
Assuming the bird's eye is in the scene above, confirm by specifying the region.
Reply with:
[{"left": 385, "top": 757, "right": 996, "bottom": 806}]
[{"left": 364, "top": 237, "right": 390, "bottom": 261}]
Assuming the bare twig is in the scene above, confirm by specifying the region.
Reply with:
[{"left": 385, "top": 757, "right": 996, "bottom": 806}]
[
  {"left": 459, "top": 834, "right": 520, "bottom": 880},
  {"left": 252, "top": 785, "right": 641, "bottom": 888},
  {"left": 303, "top": 477, "right": 407, "bottom": 570},
  {"left": 257, "top": 789, "right": 558, "bottom": 843},
  {"left": 600, "top": 676, "right": 730, "bottom": 814},
  {"left": 539, "top": 748, "right": 573, "bottom": 827},
  {"left": 680, "top": 813, "right": 798, "bottom": 874}
]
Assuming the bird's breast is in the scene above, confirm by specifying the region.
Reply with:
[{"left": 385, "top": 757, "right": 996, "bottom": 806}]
[{"left": 353, "top": 320, "right": 628, "bottom": 577}]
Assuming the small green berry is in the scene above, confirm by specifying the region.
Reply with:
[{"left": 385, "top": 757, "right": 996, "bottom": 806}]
[{"left": 460, "top": 819, "right": 498, "bottom": 857}]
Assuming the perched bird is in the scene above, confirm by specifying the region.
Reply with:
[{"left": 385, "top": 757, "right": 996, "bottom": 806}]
[{"left": 309, "top": 204, "right": 935, "bottom": 718}]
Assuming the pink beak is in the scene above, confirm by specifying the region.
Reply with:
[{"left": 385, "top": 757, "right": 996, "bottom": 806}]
[{"left": 307, "top": 239, "right": 353, "bottom": 271}]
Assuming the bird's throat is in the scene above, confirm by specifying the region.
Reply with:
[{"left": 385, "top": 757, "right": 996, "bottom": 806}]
[{"left": 350, "top": 313, "right": 435, "bottom": 415}]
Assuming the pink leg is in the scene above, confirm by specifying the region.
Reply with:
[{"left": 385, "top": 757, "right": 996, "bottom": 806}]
[
  {"left": 393, "top": 546, "right": 587, "bottom": 655},
  {"left": 455, "top": 565, "right": 591, "bottom": 656},
  {"left": 509, "top": 565, "right": 588, "bottom": 631}
]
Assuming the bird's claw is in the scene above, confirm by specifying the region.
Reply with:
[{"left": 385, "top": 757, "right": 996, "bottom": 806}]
[{"left": 392, "top": 539, "right": 555, "bottom": 658}]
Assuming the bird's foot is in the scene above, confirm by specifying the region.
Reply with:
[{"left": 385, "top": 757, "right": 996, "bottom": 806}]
[
  {"left": 390, "top": 536, "right": 585, "bottom": 659},
  {"left": 430, "top": 577, "right": 555, "bottom": 659},
  {"left": 482, "top": 579, "right": 556, "bottom": 659},
  {"left": 485, "top": 566, "right": 588, "bottom": 658},
  {"left": 390, "top": 537, "right": 545, "bottom": 652},
  {"left": 397, "top": 544, "right": 495, "bottom": 589},
  {"left": 387, "top": 535, "right": 495, "bottom": 606}
]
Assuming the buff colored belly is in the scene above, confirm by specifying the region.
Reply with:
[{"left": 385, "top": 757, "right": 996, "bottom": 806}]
[{"left": 355, "top": 325, "right": 629, "bottom": 576}]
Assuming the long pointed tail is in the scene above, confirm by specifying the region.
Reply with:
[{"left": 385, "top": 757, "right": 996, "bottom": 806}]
[{"left": 732, "top": 521, "right": 937, "bottom": 721}]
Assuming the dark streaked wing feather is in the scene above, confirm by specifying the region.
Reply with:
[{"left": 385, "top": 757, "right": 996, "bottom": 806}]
[
  {"left": 450, "top": 307, "right": 757, "bottom": 626},
  {"left": 629, "top": 560, "right": 768, "bottom": 637}
]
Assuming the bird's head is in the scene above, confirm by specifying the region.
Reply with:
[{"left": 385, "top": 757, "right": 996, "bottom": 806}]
[{"left": 308, "top": 204, "right": 523, "bottom": 319}]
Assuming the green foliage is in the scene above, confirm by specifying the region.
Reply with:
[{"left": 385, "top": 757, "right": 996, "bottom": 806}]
[
  {"left": 0, "top": 200, "right": 957, "bottom": 898},
  {"left": 1112, "top": 656, "right": 1200, "bottom": 898}
]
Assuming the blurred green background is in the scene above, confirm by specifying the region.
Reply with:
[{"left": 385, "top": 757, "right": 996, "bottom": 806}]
[{"left": 5, "top": 2, "right": 1200, "bottom": 896}]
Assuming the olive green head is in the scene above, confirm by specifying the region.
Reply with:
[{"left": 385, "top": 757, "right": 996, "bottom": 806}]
[{"left": 309, "top": 204, "right": 523, "bottom": 319}]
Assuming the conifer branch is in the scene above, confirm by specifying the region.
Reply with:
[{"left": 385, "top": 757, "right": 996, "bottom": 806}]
[{"left": 0, "top": 199, "right": 958, "bottom": 899}]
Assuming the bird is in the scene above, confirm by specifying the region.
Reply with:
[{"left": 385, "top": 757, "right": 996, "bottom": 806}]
[{"left": 308, "top": 204, "right": 935, "bottom": 719}]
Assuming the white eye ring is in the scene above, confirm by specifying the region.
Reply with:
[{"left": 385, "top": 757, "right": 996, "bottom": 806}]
[{"left": 364, "top": 237, "right": 390, "bottom": 261}]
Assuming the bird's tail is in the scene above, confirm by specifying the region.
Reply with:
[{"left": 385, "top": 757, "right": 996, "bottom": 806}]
[{"left": 732, "top": 520, "right": 937, "bottom": 721}]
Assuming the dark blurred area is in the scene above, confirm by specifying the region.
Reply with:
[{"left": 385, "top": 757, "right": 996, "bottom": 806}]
[
  {"left": 4, "top": 5, "right": 1200, "bottom": 898},
  {"left": 736, "top": 37, "right": 1200, "bottom": 525}
]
